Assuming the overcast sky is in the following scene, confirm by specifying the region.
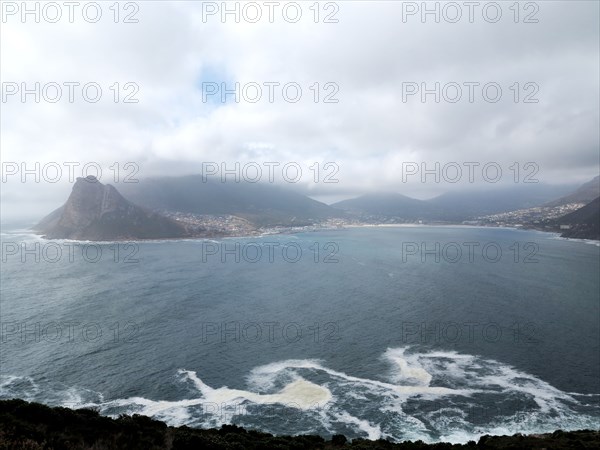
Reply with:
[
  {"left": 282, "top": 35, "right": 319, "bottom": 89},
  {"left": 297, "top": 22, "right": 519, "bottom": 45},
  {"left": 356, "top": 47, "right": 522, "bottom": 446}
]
[{"left": 1, "top": 0, "right": 599, "bottom": 221}]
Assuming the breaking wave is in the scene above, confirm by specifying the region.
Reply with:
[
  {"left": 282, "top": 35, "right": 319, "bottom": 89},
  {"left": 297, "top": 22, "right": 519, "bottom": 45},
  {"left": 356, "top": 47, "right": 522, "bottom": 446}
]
[{"left": 1, "top": 347, "right": 598, "bottom": 443}]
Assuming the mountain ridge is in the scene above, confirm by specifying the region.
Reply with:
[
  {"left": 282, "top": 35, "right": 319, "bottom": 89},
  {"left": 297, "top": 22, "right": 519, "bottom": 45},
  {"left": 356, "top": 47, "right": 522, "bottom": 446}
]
[{"left": 331, "top": 183, "right": 578, "bottom": 222}]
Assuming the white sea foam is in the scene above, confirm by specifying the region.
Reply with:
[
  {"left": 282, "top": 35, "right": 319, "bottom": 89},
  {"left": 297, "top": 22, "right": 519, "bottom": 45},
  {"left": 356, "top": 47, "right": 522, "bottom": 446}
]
[
  {"left": 0, "top": 375, "right": 40, "bottom": 401},
  {"left": 550, "top": 235, "right": 600, "bottom": 246},
  {"left": 384, "top": 348, "right": 433, "bottom": 385},
  {"left": 3, "top": 348, "right": 598, "bottom": 443},
  {"left": 333, "top": 411, "right": 383, "bottom": 440},
  {"left": 182, "top": 369, "right": 332, "bottom": 410}
]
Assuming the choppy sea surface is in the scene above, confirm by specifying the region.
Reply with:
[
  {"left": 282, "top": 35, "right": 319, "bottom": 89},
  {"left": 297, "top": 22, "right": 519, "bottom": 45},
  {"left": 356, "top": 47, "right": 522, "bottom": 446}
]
[{"left": 1, "top": 226, "right": 598, "bottom": 443}]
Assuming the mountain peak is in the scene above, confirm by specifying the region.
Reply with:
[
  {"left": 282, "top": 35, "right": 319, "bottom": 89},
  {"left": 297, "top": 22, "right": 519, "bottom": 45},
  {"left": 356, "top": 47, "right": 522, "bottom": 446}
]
[
  {"left": 34, "top": 178, "right": 189, "bottom": 241},
  {"left": 61, "top": 177, "right": 128, "bottom": 230},
  {"left": 77, "top": 175, "right": 99, "bottom": 182}
]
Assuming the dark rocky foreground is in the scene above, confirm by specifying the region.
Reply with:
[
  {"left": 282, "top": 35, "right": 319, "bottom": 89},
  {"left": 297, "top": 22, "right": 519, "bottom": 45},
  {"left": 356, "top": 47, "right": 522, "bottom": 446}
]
[{"left": 0, "top": 400, "right": 598, "bottom": 449}]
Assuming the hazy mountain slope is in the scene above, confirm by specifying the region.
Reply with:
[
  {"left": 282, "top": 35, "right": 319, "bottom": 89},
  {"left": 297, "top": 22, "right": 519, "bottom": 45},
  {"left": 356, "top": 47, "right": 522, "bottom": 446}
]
[
  {"left": 427, "top": 184, "right": 576, "bottom": 220},
  {"left": 332, "top": 193, "right": 432, "bottom": 219},
  {"left": 119, "top": 175, "right": 342, "bottom": 226},
  {"left": 332, "top": 184, "right": 576, "bottom": 221},
  {"left": 545, "top": 176, "right": 600, "bottom": 207}
]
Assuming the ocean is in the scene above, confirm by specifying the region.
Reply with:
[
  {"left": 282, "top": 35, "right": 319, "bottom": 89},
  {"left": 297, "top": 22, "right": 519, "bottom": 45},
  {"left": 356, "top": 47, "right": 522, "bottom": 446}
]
[{"left": 1, "top": 226, "right": 598, "bottom": 443}]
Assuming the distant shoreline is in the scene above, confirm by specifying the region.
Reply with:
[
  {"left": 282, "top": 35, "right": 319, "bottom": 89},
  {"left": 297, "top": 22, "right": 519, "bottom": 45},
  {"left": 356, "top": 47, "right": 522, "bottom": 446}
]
[{"left": 6, "top": 222, "right": 599, "bottom": 243}]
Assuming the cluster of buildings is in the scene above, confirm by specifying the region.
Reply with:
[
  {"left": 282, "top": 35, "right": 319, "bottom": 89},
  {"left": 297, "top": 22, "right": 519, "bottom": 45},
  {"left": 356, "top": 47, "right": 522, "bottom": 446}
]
[
  {"left": 476, "top": 203, "right": 585, "bottom": 227},
  {"left": 162, "top": 212, "right": 260, "bottom": 236},
  {"left": 159, "top": 212, "right": 362, "bottom": 237}
]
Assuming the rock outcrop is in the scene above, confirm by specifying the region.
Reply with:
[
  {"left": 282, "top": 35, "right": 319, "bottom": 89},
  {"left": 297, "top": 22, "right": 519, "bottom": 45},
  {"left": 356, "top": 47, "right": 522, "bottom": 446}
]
[{"left": 34, "top": 176, "right": 189, "bottom": 241}]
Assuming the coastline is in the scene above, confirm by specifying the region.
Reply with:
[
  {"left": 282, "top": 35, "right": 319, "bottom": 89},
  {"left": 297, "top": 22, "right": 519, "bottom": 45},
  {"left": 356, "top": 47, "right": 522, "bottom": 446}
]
[
  {"left": 1, "top": 399, "right": 598, "bottom": 449},
  {"left": 11, "top": 221, "right": 599, "bottom": 244}
]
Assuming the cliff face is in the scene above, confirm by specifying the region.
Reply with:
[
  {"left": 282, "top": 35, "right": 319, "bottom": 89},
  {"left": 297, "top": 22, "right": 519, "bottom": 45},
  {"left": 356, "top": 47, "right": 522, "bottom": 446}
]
[
  {"left": 60, "top": 176, "right": 127, "bottom": 231},
  {"left": 34, "top": 176, "right": 189, "bottom": 241}
]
